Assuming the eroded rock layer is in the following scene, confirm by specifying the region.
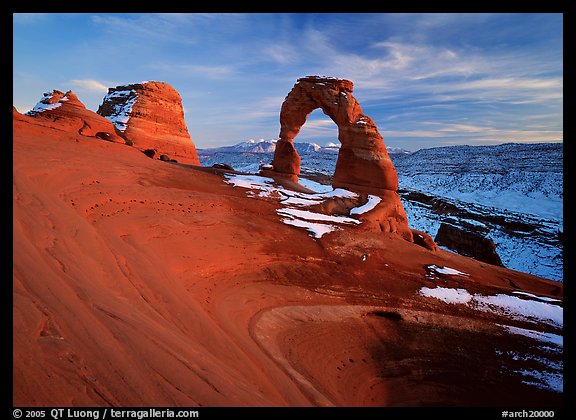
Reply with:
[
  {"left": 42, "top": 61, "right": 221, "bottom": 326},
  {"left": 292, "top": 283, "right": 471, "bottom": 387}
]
[{"left": 97, "top": 81, "right": 200, "bottom": 165}]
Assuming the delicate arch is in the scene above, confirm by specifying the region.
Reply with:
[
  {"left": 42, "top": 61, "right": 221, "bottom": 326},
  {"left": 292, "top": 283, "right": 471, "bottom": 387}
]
[{"left": 271, "top": 76, "right": 398, "bottom": 194}]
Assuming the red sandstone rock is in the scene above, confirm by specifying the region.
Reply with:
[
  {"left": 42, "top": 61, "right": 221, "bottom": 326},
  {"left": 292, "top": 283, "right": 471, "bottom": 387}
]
[
  {"left": 97, "top": 81, "right": 200, "bottom": 165},
  {"left": 270, "top": 76, "right": 418, "bottom": 244},
  {"left": 271, "top": 139, "right": 301, "bottom": 175},
  {"left": 273, "top": 76, "right": 398, "bottom": 193},
  {"left": 23, "top": 90, "right": 127, "bottom": 144},
  {"left": 13, "top": 114, "right": 563, "bottom": 406},
  {"left": 352, "top": 190, "right": 414, "bottom": 241},
  {"left": 411, "top": 229, "right": 439, "bottom": 252}
]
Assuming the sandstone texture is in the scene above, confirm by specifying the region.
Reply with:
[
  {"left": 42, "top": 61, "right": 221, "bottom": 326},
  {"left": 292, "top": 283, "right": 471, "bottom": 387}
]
[
  {"left": 22, "top": 90, "right": 127, "bottom": 144},
  {"left": 13, "top": 77, "right": 563, "bottom": 407},
  {"left": 13, "top": 115, "right": 563, "bottom": 406},
  {"left": 273, "top": 76, "right": 398, "bottom": 193},
  {"left": 270, "top": 76, "right": 414, "bottom": 242},
  {"left": 97, "top": 81, "right": 200, "bottom": 165}
]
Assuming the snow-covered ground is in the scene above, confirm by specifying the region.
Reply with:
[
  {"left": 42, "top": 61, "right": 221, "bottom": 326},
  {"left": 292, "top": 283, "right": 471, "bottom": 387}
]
[{"left": 393, "top": 142, "right": 562, "bottom": 222}]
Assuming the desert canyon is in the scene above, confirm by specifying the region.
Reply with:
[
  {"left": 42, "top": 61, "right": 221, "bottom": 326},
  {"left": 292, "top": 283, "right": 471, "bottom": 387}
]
[{"left": 13, "top": 77, "right": 563, "bottom": 407}]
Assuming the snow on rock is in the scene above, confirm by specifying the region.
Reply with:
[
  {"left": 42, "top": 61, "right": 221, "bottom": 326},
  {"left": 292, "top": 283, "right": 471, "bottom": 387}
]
[
  {"left": 419, "top": 286, "right": 562, "bottom": 328},
  {"left": 511, "top": 291, "right": 562, "bottom": 303},
  {"left": 350, "top": 195, "right": 382, "bottom": 215},
  {"left": 475, "top": 293, "right": 562, "bottom": 328},
  {"left": 420, "top": 283, "right": 563, "bottom": 393},
  {"left": 100, "top": 88, "right": 138, "bottom": 132},
  {"left": 499, "top": 325, "right": 563, "bottom": 347},
  {"left": 223, "top": 174, "right": 279, "bottom": 199},
  {"left": 419, "top": 287, "right": 472, "bottom": 305},
  {"left": 223, "top": 174, "right": 274, "bottom": 190},
  {"left": 224, "top": 173, "right": 362, "bottom": 239},
  {"left": 427, "top": 264, "right": 469, "bottom": 277},
  {"left": 25, "top": 91, "right": 65, "bottom": 116},
  {"left": 277, "top": 208, "right": 361, "bottom": 225},
  {"left": 518, "top": 368, "right": 563, "bottom": 394},
  {"left": 496, "top": 324, "right": 563, "bottom": 393},
  {"left": 279, "top": 218, "right": 339, "bottom": 239}
]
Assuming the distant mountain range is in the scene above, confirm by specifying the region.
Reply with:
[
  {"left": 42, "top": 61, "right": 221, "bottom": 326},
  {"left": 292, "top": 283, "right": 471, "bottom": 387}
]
[{"left": 198, "top": 139, "right": 411, "bottom": 156}]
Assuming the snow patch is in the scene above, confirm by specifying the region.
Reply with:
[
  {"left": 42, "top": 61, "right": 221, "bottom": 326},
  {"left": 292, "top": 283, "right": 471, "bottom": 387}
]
[
  {"left": 419, "top": 287, "right": 472, "bottom": 305},
  {"left": 511, "top": 291, "right": 562, "bottom": 303},
  {"left": 296, "top": 178, "right": 333, "bottom": 193},
  {"left": 224, "top": 173, "right": 364, "bottom": 239},
  {"left": 26, "top": 92, "right": 65, "bottom": 115},
  {"left": 277, "top": 208, "right": 361, "bottom": 225},
  {"left": 350, "top": 195, "right": 382, "bottom": 215},
  {"left": 475, "top": 293, "right": 562, "bottom": 328},
  {"left": 499, "top": 325, "right": 563, "bottom": 347},
  {"left": 419, "top": 286, "right": 562, "bottom": 328},
  {"left": 280, "top": 218, "right": 339, "bottom": 239},
  {"left": 102, "top": 89, "right": 138, "bottom": 132},
  {"left": 427, "top": 264, "right": 469, "bottom": 277}
]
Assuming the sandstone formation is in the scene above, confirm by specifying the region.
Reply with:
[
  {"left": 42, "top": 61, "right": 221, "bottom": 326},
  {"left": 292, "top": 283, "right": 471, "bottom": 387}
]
[
  {"left": 22, "top": 90, "right": 127, "bottom": 144},
  {"left": 13, "top": 113, "right": 563, "bottom": 406},
  {"left": 97, "top": 81, "right": 200, "bottom": 165},
  {"left": 268, "top": 76, "right": 416, "bottom": 243},
  {"left": 271, "top": 76, "right": 398, "bottom": 193},
  {"left": 435, "top": 222, "right": 503, "bottom": 266},
  {"left": 411, "top": 229, "right": 439, "bottom": 252}
]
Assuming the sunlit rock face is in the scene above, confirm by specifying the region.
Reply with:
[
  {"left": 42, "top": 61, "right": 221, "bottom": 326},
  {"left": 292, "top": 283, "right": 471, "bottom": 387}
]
[
  {"left": 98, "top": 81, "right": 200, "bottom": 165},
  {"left": 23, "top": 89, "right": 127, "bottom": 144},
  {"left": 270, "top": 76, "right": 417, "bottom": 243}
]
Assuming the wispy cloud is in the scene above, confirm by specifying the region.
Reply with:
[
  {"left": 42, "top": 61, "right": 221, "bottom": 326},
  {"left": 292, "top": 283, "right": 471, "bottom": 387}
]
[
  {"left": 382, "top": 121, "right": 562, "bottom": 144},
  {"left": 69, "top": 79, "right": 109, "bottom": 93}
]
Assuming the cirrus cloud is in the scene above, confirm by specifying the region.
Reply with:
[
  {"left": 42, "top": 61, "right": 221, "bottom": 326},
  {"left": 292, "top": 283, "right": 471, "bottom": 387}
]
[{"left": 69, "top": 79, "right": 109, "bottom": 93}]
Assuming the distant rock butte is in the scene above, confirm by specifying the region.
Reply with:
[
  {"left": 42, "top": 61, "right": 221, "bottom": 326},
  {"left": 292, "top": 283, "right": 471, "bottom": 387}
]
[
  {"left": 21, "top": 90, "right": 127, "bottom": 144},
  {"left": 435, "top": 223, "right": 503, "bottom": 266},
  {"left": 267, "top": 76, "right": 422, "bottom": 246},
  {"left": 97, "top": 81, "right": 200, "bottom": 165}
]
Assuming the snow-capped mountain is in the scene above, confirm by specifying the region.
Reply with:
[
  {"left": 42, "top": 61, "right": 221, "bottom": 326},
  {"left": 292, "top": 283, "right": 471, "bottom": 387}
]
[
  {"left": 198, "top": 139, "right": 410, "bottom": 156},
  {"left": 198, "top": 141, "right": 563, "bottom": 281},
  {"left": 198, "top": 139, "right": 322, "bottom": 154}
]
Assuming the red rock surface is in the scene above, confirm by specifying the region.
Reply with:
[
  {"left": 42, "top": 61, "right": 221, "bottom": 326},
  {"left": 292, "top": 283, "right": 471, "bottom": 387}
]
[
  {"left": 271, "top": 76, "right": 415, "bottom": 242},
  {"left": 13, "top": 110, "right": 563, "bottom": 407},
  {"left": 273, "top": 76, "right": 398, "bottom": 192},
  {"left": 22, "top": 90, "right": 127, "bottom": 144},
  {"left": 97, "top": 81, "right": 200, "bottom": 165}
]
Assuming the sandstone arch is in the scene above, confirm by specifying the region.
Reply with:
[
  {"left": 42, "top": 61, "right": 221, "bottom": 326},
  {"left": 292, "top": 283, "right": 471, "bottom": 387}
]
[
  {"left": 268, "top": 76, "right": 433, "bottom": 245},
  {"left": 271, "top": 76, "right": 398, "bottom": 194}
]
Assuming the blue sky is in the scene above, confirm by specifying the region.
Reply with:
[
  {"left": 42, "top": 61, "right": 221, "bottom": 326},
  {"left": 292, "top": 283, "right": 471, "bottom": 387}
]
[{"left": 13, "top": 13, "right": 563, "bottom": 151}]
